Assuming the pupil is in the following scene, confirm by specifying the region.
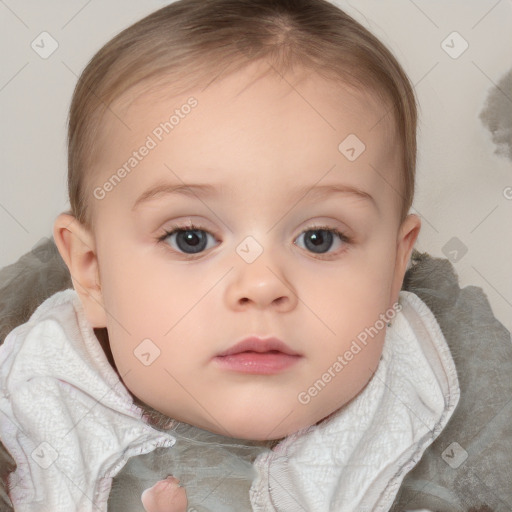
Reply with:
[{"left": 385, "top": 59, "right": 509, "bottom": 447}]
[
  {"left": 185, "top": 232, "right": 199, "bottom": 246},
  {"left": 305, "top": 230, "right": 332, "bottom": 253},
  {"left": 311, "top": 232, "right": 323, "bottom": 245},
  {"left": 177, "top": 230, "right": 206, "bottom": 253}
]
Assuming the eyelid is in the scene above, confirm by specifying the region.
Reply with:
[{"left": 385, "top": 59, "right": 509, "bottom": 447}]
[
  {"left": 157, "top": 222, "right": 218, "bottom": 259},
  {"left": 158, "top": 222, "right": 219, "bottom": 242}
]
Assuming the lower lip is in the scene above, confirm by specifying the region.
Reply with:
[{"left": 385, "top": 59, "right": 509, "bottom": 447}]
[{"left": 213, "top": 352, "right": 301, "bottom": 374}]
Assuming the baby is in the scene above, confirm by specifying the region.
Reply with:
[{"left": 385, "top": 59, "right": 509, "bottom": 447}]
[{"left": 0, "top": 0, "right": 460, "bottom": 511}]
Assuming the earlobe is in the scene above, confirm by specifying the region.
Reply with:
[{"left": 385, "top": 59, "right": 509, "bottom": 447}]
[
  {"left": 390, "top": 213, "right": 421, "bottom": 305},
  {"left": 53, "top": 213, "right": 107, "bottom": 328}
]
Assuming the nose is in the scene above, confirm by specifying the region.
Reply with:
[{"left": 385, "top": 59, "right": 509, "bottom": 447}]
[{"left": 225, "top": 250, "right": 298, "bottom": 312}]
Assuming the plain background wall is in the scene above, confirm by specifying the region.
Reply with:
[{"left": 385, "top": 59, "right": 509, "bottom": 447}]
[{"left": 0, "top": 0, "right": 511, "bottom": 333}]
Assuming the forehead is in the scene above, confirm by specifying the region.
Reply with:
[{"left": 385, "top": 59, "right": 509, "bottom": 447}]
[
  {"left": 105, "top": 58, "right": 397, "bottom": 141},
  {"left": 91, "top": 61, "right": 401, "bottom": 218},
  {"left": 115, "top": 61, "right": 395, "bottom": 138}
]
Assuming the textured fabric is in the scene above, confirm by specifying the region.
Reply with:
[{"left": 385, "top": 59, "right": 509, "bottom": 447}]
[
  {"left": 0, "top": 290, "right": 176, "bottom": 512},
  {"left": 107, "top": 422, "right": 267, "bottom": 512},
  {"left": 389, "top": 253, "right": 512, "bottom": 512}
]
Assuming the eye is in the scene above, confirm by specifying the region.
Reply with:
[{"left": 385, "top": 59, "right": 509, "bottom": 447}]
[
  {"left": 157, "top": 223, "right": 350, "bottom": 257},
  {"left": 157, "top": 223, "right": 218, "bottom": 255},
  {"left": 294, "top": 225, "right": 350, "bottom": 256}
]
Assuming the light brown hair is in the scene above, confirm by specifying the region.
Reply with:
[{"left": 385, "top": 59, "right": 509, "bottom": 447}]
[{"left": 67, "top": 0, "right": 417, "bottom": 228}]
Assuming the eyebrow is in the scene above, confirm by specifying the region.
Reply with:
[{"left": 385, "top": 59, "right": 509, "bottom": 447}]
[{"left": 132, "top": 181, "right": 377, "bottom": 211}]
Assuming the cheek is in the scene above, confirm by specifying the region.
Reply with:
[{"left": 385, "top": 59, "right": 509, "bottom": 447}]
[
  {"left": 299, "top": 240, "right": 396, "bottom": 392},
  {"left": 302, "top": 244, "right": 397, "bottom": 332},
  {"left": 96, "top": 239, "right": 213, "bottom": 362}
]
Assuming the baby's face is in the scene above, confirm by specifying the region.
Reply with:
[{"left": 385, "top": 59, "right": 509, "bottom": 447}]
[{"left": 83, "top": 61, "right": 419, "bottom": 440}]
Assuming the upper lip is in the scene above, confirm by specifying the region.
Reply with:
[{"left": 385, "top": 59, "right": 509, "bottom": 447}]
[{"left": 216, "top": 336, "right": 301, "bottom": 357}]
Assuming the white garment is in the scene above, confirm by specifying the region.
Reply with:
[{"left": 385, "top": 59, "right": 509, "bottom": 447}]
[
  {"left": 0, "top": 289, "right": 459, "bottom": 512},
  {"left": 0, "top": 290, "right": 176, "bottom": 511}
]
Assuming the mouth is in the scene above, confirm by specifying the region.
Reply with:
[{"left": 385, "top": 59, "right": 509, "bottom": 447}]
[{"left": 213, "top": 336, "right": 302, "bottom": 374}]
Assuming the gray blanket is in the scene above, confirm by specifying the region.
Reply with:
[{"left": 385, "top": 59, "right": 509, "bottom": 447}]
[{"left": 1, "top": 239, "right": 511, "bottom": 511}]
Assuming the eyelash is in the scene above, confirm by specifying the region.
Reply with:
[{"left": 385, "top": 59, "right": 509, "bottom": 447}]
[{"left": 156, "top": 222, "right": 351, "bottom": 259}]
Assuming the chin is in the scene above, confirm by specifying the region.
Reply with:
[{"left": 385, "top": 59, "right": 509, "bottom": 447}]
[{"left": 196, "top": 410, "right": 314, "bottom": 442}]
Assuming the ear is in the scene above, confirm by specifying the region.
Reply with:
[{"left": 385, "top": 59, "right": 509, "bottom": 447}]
[
  {"left": 389, "top": 213, "right": 421, "bottom": 306},
  {"left": 53, "top": 213, "right": 107, "bottom": 327}
]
